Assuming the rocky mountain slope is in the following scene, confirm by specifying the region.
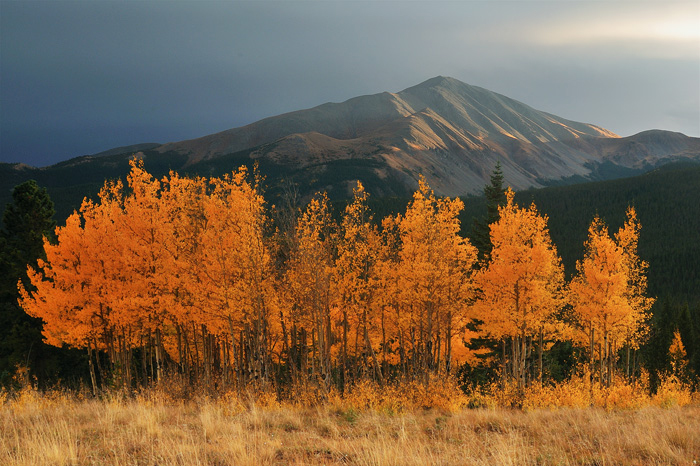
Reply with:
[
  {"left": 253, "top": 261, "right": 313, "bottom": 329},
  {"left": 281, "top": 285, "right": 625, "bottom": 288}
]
[
  {"left": 3, "top": 76, "right": 699, "bottom": 210},
  {"left": 149, "top": 76, "right": 699, "bottom": 196}
]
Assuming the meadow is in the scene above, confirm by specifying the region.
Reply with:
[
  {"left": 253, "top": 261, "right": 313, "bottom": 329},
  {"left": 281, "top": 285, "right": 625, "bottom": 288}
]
[{"left": 2, "top": 378, "right": 698, "bottom": 466}]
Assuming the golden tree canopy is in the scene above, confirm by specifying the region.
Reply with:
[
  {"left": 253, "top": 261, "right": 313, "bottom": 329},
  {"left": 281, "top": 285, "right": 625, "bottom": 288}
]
[{"left": 473, "top": 188, "right": 566, "bottom": 341}]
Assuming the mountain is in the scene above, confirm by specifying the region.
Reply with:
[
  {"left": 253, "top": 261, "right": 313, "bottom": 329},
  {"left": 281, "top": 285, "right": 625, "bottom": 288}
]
[
  {"left": 89, "top": 143, "right": 161, "bottom": 158},
  {"left": 2, "top": 76, "right": 700, "bottom": 217},
  {"left": 149, "top": 76, "right": 699, "bottom": 196}
]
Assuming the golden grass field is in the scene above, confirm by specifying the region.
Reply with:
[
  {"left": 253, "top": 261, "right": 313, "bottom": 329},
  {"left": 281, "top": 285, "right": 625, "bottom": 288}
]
[{"left": 2, "top": 382, "right": 699, "bottom": 466}]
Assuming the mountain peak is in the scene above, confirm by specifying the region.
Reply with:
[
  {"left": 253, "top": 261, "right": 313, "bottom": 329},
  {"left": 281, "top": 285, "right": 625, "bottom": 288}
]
[
  {"left": 415, "top": 75, "right": 456, "bottom": 85},
  {"left": 147, "top": 76, "right": 698, "bottom": 197},
  {"left": 407, "top": 75, "right": 468, "bottom": 91}
]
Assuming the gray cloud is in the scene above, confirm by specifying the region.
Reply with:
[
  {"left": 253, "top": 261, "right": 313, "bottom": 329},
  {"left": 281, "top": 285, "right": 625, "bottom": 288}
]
[{"left": 1, "top": 0, "right": 698, "bottom": 166}]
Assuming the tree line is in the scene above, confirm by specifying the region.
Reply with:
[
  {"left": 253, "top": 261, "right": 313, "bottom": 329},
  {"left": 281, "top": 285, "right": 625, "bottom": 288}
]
[{"left": 13, "top": 160, "right": 659, "bottom": 395}]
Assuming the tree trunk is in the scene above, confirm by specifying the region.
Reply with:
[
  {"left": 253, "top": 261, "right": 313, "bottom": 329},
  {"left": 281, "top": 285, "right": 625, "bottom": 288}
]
[
  {"left": 228, "top": 316, "right": 239, "bottom": 386},
  {"left": 599, "top": 342, "right": 604, "bottom": 387},
  {"left": 201, "top": 325, "right": 210, "bottom": 386},
  {"left": 342, "top": 311, "right": 349, "bottom": 391},
  {"left": 589, "top": 327, "right": 595, "bottom": 384},
  {"left": 176, "top": 324, "right": 183, "bottom": 374},
  {"left": 87, "top": 342, "right": 98, "bottom": 396},
  {"left": 501, "top": 339, "right": 507, "bottom": 389},
  {"left": 155, "top": 328, "right": 163, "bottom": 383},
  {"left": 608, "top": 339, "right": 615, "bottom": 387},
  {"left": 364, "top": 323, "right": 384, "bottom": 386},
  {"left": 445, "top": 319, "right": 452, "bottom": 374},
  {"left": 538, "top": 329, "right": 543, "bottom": 384},
  {"left": 519, "top": 334, "right": 527, "bottom": 388}
]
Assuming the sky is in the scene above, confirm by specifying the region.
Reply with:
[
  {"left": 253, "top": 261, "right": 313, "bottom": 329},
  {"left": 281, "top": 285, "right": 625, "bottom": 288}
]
[{"left": 1, "top": 0, "right": 699, "bottom": 167}]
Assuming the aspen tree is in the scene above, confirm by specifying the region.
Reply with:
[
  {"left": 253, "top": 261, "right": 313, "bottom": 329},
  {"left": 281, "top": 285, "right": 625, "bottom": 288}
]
[
  {"left": 570, "top": 208, "right": 653, "bottom": 386},
  {"left": 284, "top": 193, "right": 336, "bottom": 386},
  {"left": 19, "top": 181, "right": 125, "bottom": 392},
  {"left": 392, "top": 178, "right": 477, "bottom": 378},
  {"left": 194, "top": 169, "right": 275, "bottom": 385},
  {"left": 334, "top": 182, "right": 385, "bottom": 385},
  {"left": 473, "top": 188, "right": 565, "bottom": 388}
]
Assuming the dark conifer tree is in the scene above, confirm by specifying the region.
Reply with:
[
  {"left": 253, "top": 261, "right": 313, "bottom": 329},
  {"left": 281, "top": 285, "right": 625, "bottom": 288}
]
[
  {"left": 1, "top": 180, "right": 56, "bottom": 289},
  {"left": 462, "top": 162, "right": 508, "bottom": 383},
  {"left": 471, "top": 161, "right": 507, "bottom": 262},
  {"left": 0, "top": 180, "right": 77, "bottom": 386}
]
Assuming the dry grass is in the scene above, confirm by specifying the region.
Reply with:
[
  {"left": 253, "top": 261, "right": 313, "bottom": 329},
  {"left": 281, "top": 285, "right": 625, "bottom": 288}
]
[{"left": 2, "top": 386, "right": 699, "bottom": 466}]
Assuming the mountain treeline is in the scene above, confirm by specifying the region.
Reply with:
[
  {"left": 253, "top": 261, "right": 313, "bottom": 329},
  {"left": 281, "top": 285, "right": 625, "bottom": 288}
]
[
  {"left": 9, "top": 160, "right": 688, "bottom": 396},
  {"left": 516, "top": 163, "right": 700, "bottom": 302}
]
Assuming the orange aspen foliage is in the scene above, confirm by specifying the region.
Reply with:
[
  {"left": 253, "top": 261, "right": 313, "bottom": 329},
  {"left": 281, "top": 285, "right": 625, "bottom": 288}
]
[
  {"left": 19, "top": 178, "right": 136, "bottom": 388},
  {"left": 111, "top": 162, "right": 175, "bottom": 342},
  {"left": 372, "top": 215, "right": 402, "bottom": 367},
  {"left": 20, "top": 161, "right": 278, "bottom": 387},
  {"left": 19, "top": 211, "right": 104, "bottom": 349},
  {"left": 284, "top": 192, "right": 336, "bottom": 382},
  {"left": 192, "top": 168, "right": 278, "bottom": 381},
  {"left": 669, "top": 330, "right": 688, "bottom": 375},
  {"left": 157, "top": 172, "right": 210, "bottom": 330},
  {"left": 334, "top": 182, "right": 385, "bottom": 383},
  {"left": 388, "top": 177, "right": 477, "bottom": 374},
  {"left": 569, "top": 208, "right": 653, "bottom": 384},
  {"left": 199, "top": 172, "right": 267, "bottom": 331},
  {"left": 473, "top": 188, "right": 565, "bottom": 385},
  {"left": 23, "top": 162, "right": 662, "bottom": 396},
  {"left": 614, "top": 207, "right": 654, "bottom": 346},
  {"left": 570, "top": 218, "right": 629, "bottom": 345}
]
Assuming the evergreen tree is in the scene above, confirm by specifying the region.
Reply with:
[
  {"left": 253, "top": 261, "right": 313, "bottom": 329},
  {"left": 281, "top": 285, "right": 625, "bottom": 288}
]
[
  {"left": 463, "top": 163, "right": 508, "bottom": 383},
  {"left": 0, "top": 180, "right": 62, "bottom": 386},
  {"left": 471, "top": 161, "right": 506, "bottom": 261},
  {"left": 1, "top": 180, "right": 56, "bottom": 285}
]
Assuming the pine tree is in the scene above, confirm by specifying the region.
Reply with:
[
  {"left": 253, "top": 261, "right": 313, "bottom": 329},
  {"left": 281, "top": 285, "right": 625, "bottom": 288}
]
[
  {"left": 0, "top": 181, "right": 58, "bottom": 385},
  {"left": 1, "top": 181, "right": 56, "bottom": 291},
  {"left": 472, "top": 162, "right": 506, "bottom": 262}
]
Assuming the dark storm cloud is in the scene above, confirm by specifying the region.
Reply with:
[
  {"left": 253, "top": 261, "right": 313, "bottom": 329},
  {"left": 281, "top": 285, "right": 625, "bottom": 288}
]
[{"left": 1, "top": 1, "right": 698, "bottom": 166}]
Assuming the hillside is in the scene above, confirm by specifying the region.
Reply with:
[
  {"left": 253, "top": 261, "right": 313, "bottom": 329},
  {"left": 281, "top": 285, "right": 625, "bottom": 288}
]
[
  {"left": 152, "top": 76, "right": 700, "bottom": 197},
  {"left": 3, "top": 77, "right": 700, "bottom": 213}
]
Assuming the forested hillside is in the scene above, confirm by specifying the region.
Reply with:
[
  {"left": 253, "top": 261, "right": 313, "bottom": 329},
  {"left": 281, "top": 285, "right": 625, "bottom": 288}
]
[
  {"left": 512, "top": 163, "right": 700, "bottom": 303},
  {"left": 367, "top": 163, "right": 700, "bottom": 303}
]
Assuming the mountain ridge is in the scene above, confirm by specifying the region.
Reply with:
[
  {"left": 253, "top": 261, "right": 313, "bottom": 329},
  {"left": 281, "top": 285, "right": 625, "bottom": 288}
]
[
  {"left": 146, "top": 75, "right": 696, "bottom": 196},
  {"left": 4, "top": 76, "right": 700, "bottom": 201},
  {"left": 154, "top": 76, "right": 618, "bottom": 161}
]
